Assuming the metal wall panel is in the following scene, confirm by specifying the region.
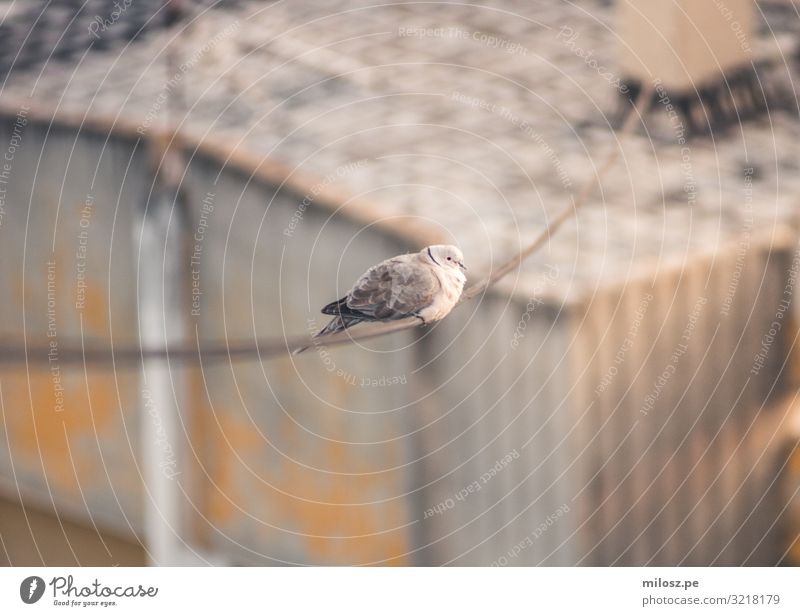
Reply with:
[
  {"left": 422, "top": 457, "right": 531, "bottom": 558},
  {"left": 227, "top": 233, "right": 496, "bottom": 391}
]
[
  {"left": 0, "top": 118, "right": 146, "bottom": 538},
  {"left": 0, "top": 113, "right": 796, "bottom": 566},
  {"left": 173, "top": 154, "right": 420, "bottom": 565},
  {"left": 411, "top": 231, "right": 795, "bottom": 565}
]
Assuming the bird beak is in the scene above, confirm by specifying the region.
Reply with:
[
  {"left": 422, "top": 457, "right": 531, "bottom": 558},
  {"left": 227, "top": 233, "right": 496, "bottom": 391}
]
[{"left": 459, "top": 262, "right": 467, "bottom": 271}]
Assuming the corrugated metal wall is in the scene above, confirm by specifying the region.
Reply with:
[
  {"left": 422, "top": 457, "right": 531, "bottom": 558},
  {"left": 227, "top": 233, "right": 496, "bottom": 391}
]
[
  {"left": 184, "top": 153, "right": 420, "bottom": 565},
  {"left": 0, "top": 115, "right": 421, "bottom": 565},
  {"left": 413, "top": 234, "right": 797, "bottom": 565},
  {"left": 0, "top": 119, "right": 147, "bottom": 537},
  {"left": 0, "top": 113, "right": 797, "bottom": 565}
]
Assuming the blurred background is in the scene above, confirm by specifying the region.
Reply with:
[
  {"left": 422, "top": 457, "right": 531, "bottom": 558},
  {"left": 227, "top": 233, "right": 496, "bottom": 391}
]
[{"left": 0, "top": 0, "right": 799, "bottom": 566}]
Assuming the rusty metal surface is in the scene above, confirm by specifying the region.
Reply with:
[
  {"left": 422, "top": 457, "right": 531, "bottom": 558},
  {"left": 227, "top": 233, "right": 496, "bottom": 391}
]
[
  {"left": 0, "top": 0, "right": 798, "bottom": 562},
  {"left": 409, "top": 231, "right": 796, "bottom": 565},
  {"left": 0, "top": 117, "right": 146, "bottom": 538},
  {"left": 0, "top": 115, "right": 423, "bottom": 564},
  {"left": 184, "top": 153, "right": 420, "bottom": 565}
]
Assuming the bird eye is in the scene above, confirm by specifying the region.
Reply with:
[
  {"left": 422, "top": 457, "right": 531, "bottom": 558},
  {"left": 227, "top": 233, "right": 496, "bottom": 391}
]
[{"left": 447, "top": 256, "right": 452, "bottom": 260}]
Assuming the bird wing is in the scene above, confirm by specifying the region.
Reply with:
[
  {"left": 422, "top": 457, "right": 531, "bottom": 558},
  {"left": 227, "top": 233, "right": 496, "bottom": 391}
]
[{"left": 345, "top": 255, "right": 440, "bottom": 320}]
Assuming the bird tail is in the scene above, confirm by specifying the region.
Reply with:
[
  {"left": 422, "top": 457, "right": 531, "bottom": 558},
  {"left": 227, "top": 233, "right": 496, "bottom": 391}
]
[{"left": 293, "top": 315, "right": 362, "bottom": 354}]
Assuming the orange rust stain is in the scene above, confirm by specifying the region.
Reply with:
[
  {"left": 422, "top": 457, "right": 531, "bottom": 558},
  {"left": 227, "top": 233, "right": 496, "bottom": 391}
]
[
  {"left": 3, "top": 255, "right": 132, "bottom": 497},
  {"left": 202, "top": 404, "right": 410, "bottom": 565},
  {"left": 79, "top": 284, "right": 110, "bottom": 336},
  {"left": 2, "top": 368, "right": 130, "bottom": 495},
  {"left": 788, "top": 535, "right": 800, "bottom": 565},
  {"left": 273, "top": 446, "right": 410, "bottom": 566},
  {"left": 186, "top": 364, "right": 215, "bottom": 547},
  {"left": 205, "top": 409, "right": 263, "bottom": 526},
  {"left": 790, "top": 448, "right": 800, "bottom": 475}
]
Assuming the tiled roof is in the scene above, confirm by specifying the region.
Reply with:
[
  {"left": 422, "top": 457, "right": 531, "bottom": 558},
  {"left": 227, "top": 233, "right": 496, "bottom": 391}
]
[{"left": 1, "top": 0, "right": 797, "bottom": 299}]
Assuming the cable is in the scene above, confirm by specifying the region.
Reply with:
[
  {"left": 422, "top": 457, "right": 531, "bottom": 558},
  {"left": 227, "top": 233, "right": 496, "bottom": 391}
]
[{"left": 0, "top": 87, "right": 650, "bottom": 367}]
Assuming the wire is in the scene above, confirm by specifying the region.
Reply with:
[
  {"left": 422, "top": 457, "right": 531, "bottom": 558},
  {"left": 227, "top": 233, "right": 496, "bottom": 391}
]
[{"left": 0, "top": 87, "right": 650, "bottom": 367}]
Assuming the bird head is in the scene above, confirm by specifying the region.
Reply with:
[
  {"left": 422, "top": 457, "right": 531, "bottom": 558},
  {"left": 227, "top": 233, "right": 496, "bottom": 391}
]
[{"left": 424, "top": 245, "right": 467, "bottom": 273}]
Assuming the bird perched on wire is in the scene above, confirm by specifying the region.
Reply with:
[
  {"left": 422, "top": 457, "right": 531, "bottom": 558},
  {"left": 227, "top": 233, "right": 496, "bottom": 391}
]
[{"left": 295, "top": 245, "right": 467, "bottom": 353}]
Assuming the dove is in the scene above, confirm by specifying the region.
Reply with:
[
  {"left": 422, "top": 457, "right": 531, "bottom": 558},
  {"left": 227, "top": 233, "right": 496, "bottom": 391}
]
[{"left": 295, "top": 245, "right": 467, "bottom": 353}]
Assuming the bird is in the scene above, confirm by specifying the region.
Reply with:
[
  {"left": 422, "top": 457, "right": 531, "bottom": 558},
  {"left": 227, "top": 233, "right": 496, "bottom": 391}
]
[{"left": 295, "top": 245, "right": 467, "bottom": 353}]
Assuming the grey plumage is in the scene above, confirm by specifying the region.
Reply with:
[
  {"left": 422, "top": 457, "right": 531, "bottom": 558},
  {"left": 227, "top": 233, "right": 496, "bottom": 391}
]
[{"left": 295, "top": 245, "right": 466, "bottom": 354}]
